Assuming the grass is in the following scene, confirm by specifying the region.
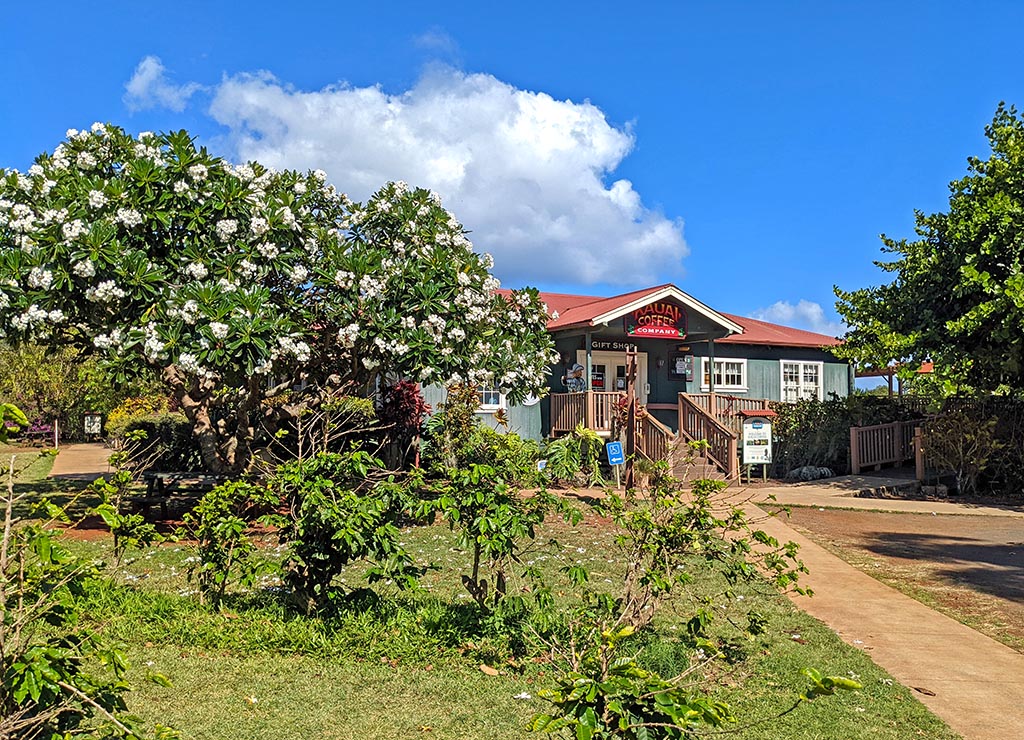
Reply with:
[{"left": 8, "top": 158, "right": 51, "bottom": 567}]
[{"left": 58, "top": 512, "right": 961, "bottom": 740}]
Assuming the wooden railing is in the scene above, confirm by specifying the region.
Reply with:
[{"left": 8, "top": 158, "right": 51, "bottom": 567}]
[
  {"left": 678, "top": 393, "right": 738, "bottom": 479},
  {"left": 850, "top": 420, "right": 919, "bottom": 474},
  {"left": 549, "top": 391, "right": 622, "bottom": 435},
  {"left": 682, "top": 393, "right": 773, "bottom": 434},
  {"left": 637, "top": 413, "right": 674, "bottom": 463}
]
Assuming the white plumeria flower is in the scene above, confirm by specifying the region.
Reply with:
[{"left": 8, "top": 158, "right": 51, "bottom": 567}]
[
  {"left": 85, "top": 280, "right": 127, "bottom": 303},
  {"left": 237, "top": 259, "right": 258, "bottom": 279},
  {"left": 185, "top": 262, "right": 208, "bottom": 280},
  {"left": 115, "top": 208, "right": 143, "bottom": 227},
  {"left": 338, "top": 323, "right": 359, "bottom": 348},
  {"left": 215, "top": 220, "right": 238, "bottom": 241},
  {"left": 27, "top": 267, "right": 53, "bottom": 290}
]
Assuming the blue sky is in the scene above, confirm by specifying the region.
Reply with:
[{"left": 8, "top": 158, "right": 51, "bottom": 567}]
[{"left": 3, "top": 1, "right": 1022, "bottom": 337}]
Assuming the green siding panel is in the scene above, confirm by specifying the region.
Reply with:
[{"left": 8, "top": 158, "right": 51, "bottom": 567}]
[{"left": 421, "top": 384, "right": 542, "bottom": 442}]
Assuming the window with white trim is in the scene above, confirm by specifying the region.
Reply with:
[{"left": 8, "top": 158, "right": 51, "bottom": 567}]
[
  {"left": 700, "top": 358, "right": 748, "bottom": 392},
  {"left": 781, "top": 360, "right": 823, "bottom": 401},
  {"left": 476, "top": 384, "right": 505, "bottom": 412}
]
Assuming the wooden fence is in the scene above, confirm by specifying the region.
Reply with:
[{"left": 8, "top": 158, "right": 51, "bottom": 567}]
[
  {"left": 850, "top": 420, "right": 918, "bottom": 474},
  {"left": 637, "top": 413, "right": 673, "bottom": 464},
  {"left": 683, "top": 392, "right": 773, "bottom": 434}
]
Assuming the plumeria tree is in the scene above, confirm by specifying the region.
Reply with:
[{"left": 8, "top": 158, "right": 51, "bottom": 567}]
[{"left": 0, "top": 125, "right": 556, "bottom": 473}]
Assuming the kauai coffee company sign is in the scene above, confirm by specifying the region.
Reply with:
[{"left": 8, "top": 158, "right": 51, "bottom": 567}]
[{"left": 624, "top": 302, "right": 687, "bottom": 339}]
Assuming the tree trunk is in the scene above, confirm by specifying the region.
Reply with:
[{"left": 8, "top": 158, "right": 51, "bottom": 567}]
[{"left": 163, "top": 366, "right": 249, "bottom": 475}]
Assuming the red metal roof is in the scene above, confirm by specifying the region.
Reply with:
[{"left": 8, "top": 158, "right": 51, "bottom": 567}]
[
  {"left": 496, "top": 285, "right": 842, "bottom": 349},
  {"left": 717, "top": 312, "right": 842, "bottom": 348},
  {"left": 545, "top": 285, "right": 675, "bottom": 330}
]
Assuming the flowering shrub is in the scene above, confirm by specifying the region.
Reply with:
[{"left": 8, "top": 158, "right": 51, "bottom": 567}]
[
  {"left": 0, "top": 125, "right": 556, "bottom": 472},
  {"left": 105, "top": 394, "right": 171, "bottom": 437}
]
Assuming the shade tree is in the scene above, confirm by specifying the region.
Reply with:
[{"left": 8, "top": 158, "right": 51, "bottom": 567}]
[{"left": 835, "top": 104, "right": 1024, "bottom": 395}]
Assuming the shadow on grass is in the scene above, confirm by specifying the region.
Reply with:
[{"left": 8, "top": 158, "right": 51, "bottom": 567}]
[{"left": 11, "top": 477, "right": 98, "bottom": 519}]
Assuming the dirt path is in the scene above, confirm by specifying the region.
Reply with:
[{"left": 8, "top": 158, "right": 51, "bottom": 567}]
[{"left": 778, "top": 507, "right": 1024, "bottom": 653}]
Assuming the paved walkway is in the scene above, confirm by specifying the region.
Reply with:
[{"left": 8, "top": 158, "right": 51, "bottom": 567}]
[
  {"left": 48, "top": 442, "right": 111, "bottom": 480},
  {"left": 749, "top": 497, "right": 1024, "bottom": 739}
]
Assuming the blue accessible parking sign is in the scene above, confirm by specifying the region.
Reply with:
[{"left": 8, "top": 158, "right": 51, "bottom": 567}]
[{"left": 606, "top": 441, "right": 625, "bottom": 466}]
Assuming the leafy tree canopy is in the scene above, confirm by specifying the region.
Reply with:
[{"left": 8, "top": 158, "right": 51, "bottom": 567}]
[
  {"left": 835, "top": 103, "right": 1024, "bottom": 395},
  {"left": 0, "top": 125, "right": 556, "bottom": 471}
]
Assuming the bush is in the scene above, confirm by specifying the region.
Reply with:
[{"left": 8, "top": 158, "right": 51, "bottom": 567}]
[
  {"left": 180, "top": 480, "right": 279, "bottom": 609},
  {"left": 105, "top": 395, "right": 172, "bottom": 438},
  {"left": 379, "top": 381, "right": 430, "bottom": 467},
  {"left": 530, "top": 465, "right": 857, "bottom": 739},
  {"left": 922, "top": 412, "right": 1002, "bottom": 496},
  {"left": 770, "top": 394, "right": 922, "bottom": 475},
  {"left": 122, "top": 413, "right": 201, "bottom": 472},
  {"left": 461, "top": 425, "right": 541, "bottom": 486},
  {"left": 272, "top": 451, "right": 422, "bottom": 613},
  {"left": 0, "top": 454, "right": 176, "bottom": 739},
  {"left": 421, "top": 384, "right": 482, "bottom": 470},
  {"left": 543, "top": 424, "right": 604, "bottom": 487},
  {"left": 420, "top": 463, "right": 569, "bottom": 612}
]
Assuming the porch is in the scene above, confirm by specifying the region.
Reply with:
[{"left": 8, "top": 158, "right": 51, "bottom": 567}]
[{"left": 549, "top": 390, "right": 775, "bottom": 480}]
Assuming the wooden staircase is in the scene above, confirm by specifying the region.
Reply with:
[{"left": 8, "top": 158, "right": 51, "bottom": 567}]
[
  {"left": 676, "top": 393, "right": 739, "bottom": 480},
  {"left": 635, "top": 412, "right": 728, "bottom": 482},
  {"left": 671, "top": 393, "right": 776, "bottom": 481}
]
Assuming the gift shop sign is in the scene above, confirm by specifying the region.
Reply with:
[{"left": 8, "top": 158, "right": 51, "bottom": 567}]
[{"left": 624, "top": 302, "right": 687, "bottom": 339}]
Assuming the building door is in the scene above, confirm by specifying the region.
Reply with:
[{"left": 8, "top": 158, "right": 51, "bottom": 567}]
[{"left": 578, "top": 350, "right": 649, "bottom": 404}]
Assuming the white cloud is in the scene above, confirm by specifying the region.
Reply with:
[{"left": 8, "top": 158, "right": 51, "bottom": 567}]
[
  {"left": 413, "top": 28, "right": 460, "bottom": 57},
  {"left": 124, "top": 56, "right": 202, "bottom": 113},
  {"left": 751, "top": 300, "right": 846, "bottom": 337},
  {"left": 202, "top": 66, "right": 688, "bottom": 285}
]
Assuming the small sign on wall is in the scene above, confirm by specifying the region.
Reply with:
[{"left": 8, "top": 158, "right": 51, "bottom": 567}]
[{"left": 669, "top": 353, "right": 694, "bottom": 382}]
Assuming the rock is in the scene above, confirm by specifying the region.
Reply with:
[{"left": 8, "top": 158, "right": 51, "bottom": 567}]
[{"left": 785, "top": 465, "right": 835, "bottom": 481}]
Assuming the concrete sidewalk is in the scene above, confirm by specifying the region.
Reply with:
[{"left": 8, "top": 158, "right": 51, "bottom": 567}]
[
  {"left": 48, "top": 442, "right": 111, "bottom": 480},
  {"left": 753, "top": 503, "right": 1024, "bottom": 739},
  {"left": 751, "top": 474, "right": 1024, "bottom": 518}
]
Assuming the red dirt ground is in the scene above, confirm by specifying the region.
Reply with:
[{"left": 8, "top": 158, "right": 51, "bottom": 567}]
[{"left": 778, "top": 506, "right": 1024, "bottom": 652}]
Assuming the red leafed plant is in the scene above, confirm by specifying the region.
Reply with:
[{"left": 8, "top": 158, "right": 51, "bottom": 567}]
[{"left": 379, "top": 381, "right": 431, "bottom": 467}]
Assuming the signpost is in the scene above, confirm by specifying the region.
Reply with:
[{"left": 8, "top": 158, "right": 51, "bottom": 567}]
[
  {"left": 624, "top": 347, "right": 637, "bottom": 489},
  {"left": 606, "top": 441, "right": 624, "bottom": 489}
]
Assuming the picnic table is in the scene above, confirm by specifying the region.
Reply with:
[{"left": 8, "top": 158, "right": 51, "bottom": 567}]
[{"left": 132, "top": 471, "right": 225, "bottom": 519}]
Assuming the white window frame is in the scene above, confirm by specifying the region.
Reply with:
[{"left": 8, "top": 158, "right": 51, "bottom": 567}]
[
  {"left": 700, "top": 358, "right": 748, "bottom": 393},
  {"left": 476, "top": 384, "right": 506, "bottom": 413},
  {"left": 780, "top": 360, "right": 824, "bottom": 402}
]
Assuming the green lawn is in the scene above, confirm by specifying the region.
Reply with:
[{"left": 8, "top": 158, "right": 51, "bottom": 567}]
[{"left": 59, "top": 513, "right": 960, "bottom": 740}]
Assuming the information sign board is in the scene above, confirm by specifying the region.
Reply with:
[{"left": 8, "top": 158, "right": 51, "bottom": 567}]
[{"left": 741, "top": 418, "right": 772, "bottom": 465}]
